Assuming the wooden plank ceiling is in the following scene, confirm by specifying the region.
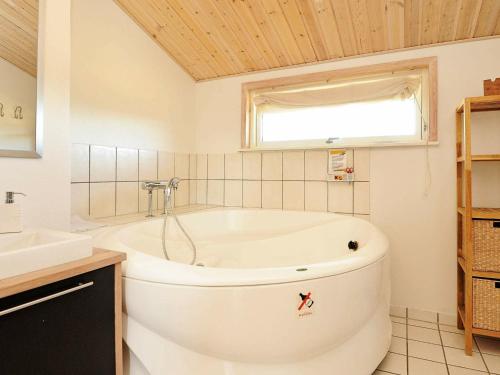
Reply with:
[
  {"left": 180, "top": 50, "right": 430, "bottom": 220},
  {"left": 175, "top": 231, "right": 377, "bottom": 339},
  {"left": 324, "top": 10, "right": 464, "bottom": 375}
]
[
  {"left": 117, "top": 0, "right": 500, "bottom": 81},
  {"left": 0, "top": 0, "right": 38, "bottom": 77}
]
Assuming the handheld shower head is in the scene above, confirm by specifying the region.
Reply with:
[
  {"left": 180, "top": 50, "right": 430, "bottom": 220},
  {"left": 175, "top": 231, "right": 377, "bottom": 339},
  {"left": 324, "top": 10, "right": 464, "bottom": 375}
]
[{"left": 168, "top": 177, "right": 181, "bottom": 190}]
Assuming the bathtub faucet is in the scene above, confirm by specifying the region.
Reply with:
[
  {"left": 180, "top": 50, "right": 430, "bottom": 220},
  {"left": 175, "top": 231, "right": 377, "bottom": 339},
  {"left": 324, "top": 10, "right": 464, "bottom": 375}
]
[
  {"left": 165, "top": 177, "right": 180, "bottom": 209},
  {"left": 142, "top": 181, "right": 167, "bottom": 217}
]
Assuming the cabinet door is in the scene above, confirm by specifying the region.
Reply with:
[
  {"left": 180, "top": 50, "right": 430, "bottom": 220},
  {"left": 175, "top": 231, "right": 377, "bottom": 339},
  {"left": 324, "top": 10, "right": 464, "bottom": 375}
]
[{"left": 0, "top": 266, "right": 116, "bottom": 375}]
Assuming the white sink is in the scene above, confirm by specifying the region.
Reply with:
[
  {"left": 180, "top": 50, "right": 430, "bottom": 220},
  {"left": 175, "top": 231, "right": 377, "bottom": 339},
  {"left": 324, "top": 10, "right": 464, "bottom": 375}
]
[{"left": 0, "top": 229, "right": 93, "bottom": 279}]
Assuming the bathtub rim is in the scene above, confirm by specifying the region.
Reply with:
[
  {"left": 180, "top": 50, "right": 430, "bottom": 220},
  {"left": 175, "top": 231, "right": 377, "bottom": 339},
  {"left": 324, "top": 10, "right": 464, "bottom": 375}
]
[{"left": 95, "top": 208, "right": 389, "bottom": 287}]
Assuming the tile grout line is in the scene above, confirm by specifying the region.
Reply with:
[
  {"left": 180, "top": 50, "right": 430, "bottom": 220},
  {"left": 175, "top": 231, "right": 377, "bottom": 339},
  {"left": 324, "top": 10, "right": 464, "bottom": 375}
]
[
  {"left": 436, "top": 313, "right": 451, "bottom": 375},
  {"left": 474, "top": 335, "right": 491, "bottom": 374}
]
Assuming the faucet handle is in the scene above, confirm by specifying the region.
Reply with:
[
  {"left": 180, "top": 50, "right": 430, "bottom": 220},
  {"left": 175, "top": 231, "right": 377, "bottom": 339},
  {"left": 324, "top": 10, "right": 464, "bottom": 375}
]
[{"left": 5, "top": 192, "right": 26, "bottom": 204}]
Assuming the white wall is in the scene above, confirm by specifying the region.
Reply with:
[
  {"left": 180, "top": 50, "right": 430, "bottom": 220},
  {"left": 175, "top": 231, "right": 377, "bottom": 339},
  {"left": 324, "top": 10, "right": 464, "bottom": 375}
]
[
  {"left": 193, "top": 39, "right": 500, "bottom": 315},
  {"left": 0, "top": 0, "right": 72, "bottom": 230},
  {"left": 0, "top": 58, "right": 37, "bottom": 150},
  {"left": 70, "top": 0, "right": 196, "bottom": 152}
]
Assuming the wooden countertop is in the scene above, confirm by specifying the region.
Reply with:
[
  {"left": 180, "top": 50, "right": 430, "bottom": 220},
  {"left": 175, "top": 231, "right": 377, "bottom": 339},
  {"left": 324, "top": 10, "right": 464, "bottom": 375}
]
[{"left": 0, "top": 248, "right": 126, "bottom": 299}]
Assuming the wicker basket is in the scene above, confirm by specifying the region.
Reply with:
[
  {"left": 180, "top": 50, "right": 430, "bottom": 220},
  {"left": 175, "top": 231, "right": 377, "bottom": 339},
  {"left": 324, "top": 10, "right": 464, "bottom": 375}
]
[
  {"left": 473, "top": 220, "right": 500, "bottom": 272},
  {"left": 473, "top": 278, "right": 500, "bottom": 331}
]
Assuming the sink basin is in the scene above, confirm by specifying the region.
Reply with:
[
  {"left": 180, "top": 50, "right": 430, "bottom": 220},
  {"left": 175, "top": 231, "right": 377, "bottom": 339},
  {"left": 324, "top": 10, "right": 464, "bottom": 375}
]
[{"left": 0, "top": 229, "right": 93, "bottom": 279}]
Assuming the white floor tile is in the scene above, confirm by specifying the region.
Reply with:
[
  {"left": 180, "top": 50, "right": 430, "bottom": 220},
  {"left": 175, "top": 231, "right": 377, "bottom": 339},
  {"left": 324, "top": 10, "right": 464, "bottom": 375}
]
[
  {"left": 391, "top": 316, "right": 406, "bottom": 324},
  {"left": 407, "top": 319, "right": 438, "bottom": 330},
  {"left": 407, "top": 326, "right": 441, "bottom": 344},
  {"left": 444, "top": 347, "right": 487, "bottom": 372},
  {"left": 439, "top": 313, "right": 458, "bottom": 326},
  {"left": 483, "top": 353, "right": 500, "bottom": 374},
  {"left": 475, "top": 337, "right": 500, "bottom": 356},
  {"left": 440, "top": 324, "right": 465, "bottom": 334},
  {"left": 392, "top": 322, "right": 407, "bottom": 338},
  {"left": 408, "top": 340, "right": 445, "bottom": 362},
  {"left": 441, "top": 331, "right": 478, "bottom": 352},
  {"left": 377, "top": 352, "right": 407, "bottom": 375},
  {"left": 408, "top": 308, "right": 438, "bottom": 323},
  {"left": 408, "top": 357, "right": 447, "bottom": 375},
  {"left": 448, "top": 366, "right": 488, "bottom": 374},
  {"left": 390, "top": 336, "right": 407, "bottom": 355}
]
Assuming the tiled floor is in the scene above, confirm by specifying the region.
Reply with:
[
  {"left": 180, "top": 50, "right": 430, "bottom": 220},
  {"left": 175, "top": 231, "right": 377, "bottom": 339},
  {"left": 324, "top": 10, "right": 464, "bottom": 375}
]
[{"left": 375, "top": 309, "right": 500, "bottom": 374}]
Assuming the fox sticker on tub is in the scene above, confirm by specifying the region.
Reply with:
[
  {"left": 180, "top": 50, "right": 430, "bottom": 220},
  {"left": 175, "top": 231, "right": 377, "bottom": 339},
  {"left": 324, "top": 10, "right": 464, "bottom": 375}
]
[{"left": 298, "top": 292, "right": 314, "bottom": 317}]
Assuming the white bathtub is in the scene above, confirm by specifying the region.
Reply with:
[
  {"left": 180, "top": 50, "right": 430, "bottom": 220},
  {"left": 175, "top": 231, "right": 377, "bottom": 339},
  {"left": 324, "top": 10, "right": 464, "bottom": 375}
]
[{"left": 96, "top": 208, "right": 391, "bottom": 375}]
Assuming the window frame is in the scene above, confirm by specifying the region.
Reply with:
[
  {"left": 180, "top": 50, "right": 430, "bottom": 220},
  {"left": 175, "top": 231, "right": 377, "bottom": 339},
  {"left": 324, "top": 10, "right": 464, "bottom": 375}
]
[{"left": 241, "top": 57, "right": 437, "bottom": 150}]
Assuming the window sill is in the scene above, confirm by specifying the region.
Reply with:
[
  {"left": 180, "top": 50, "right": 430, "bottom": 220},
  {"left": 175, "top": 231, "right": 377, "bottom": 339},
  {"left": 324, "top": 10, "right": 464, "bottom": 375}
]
[{"left": 239, "top": 140, "right": 439, "bottom": 152}]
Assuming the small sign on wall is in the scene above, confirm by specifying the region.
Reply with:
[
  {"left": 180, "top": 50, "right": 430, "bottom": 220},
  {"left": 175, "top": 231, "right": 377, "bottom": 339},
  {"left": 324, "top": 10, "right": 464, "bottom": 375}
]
[{"left": 328, "top": 149, "right": 354, "bottom": 182}]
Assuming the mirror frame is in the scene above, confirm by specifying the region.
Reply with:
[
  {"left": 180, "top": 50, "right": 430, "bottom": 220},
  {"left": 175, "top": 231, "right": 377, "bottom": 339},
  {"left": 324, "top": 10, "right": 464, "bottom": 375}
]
[{"left": 0, "top": 3, "right": 41, "bottom": 159}]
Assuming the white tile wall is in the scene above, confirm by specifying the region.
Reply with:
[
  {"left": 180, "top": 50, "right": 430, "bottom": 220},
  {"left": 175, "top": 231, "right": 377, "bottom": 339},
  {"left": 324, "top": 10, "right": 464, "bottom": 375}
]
[
  {"left": 262, "top": 152, "right": 282, "bottom": 180},
  {"left": 71, "top": 144, "right": 89, "bottom": 183},
  {"left": 158, "top": 151, "right": 175, "bottom": 180},
  {"left": 208, "top": 154, "right": 225, "bottom": 179},
  {"left": 139, "top": 150, "right": 157, "bottom": 181},
  {"left": 283, "top": 151, "right": 304, "bottom": 180},
  {"left": 90, "top": 182, "right": 115, "bottom": 218},
  {"left": 283, "top": 181, "right": 305, "bottom": 210},
  {"left": 72, "top": 144, "right": 371, "bottom": 219},
  {"left": 116, "top": 182, "right": 139, "bottom": 215},
  {"left": 243, "top": 180, "right": 262, "bottom": 208},
  {"left": 90, "top": 145, "right": 115, "bottom": 182}
]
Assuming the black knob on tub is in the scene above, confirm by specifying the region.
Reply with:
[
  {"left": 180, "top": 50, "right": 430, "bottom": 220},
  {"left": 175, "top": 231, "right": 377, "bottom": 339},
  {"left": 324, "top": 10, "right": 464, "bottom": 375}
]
[{"left": 348, "top": 241, "right": 359, "bottom": 251}]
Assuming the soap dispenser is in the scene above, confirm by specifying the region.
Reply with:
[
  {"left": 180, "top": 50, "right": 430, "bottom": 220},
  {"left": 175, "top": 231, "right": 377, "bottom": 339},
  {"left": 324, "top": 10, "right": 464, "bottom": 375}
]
[{"left": 0, "top": 192, "right": 26, "bottom": 234}]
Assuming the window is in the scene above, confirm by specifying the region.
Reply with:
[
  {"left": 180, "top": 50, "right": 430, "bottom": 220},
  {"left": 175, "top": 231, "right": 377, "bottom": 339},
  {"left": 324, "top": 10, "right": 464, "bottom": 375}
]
[{"left": 241, "top": 58, "right": 437, "bottom": 149}]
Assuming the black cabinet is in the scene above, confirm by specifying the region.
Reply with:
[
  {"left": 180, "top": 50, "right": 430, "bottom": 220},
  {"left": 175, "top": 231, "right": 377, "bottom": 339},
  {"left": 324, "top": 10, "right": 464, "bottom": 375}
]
[{"left": 0, "top": 266, "right": 116, "bottom": 375}]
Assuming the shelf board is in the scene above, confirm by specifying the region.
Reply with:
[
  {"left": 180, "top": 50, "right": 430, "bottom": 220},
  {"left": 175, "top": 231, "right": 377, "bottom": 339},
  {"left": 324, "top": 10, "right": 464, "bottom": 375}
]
[
  {"left": 457, "top": 154, "right": 500, "bottom": 162},
  {"left": 472, "top": 269, "right": 500, "bottom": 279},
  {"left": 458, "top": 207, "right": 500, "bottom": 219},
  {"left": 457, "top": 95, "right": 500, "bottom": 113},
  {"left": 472, "top": 327, "right": 500, "bottom": 339}
]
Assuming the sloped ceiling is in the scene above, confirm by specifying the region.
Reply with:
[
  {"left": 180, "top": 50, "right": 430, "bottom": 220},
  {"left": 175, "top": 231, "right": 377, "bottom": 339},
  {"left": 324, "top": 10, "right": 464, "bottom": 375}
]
[{"left": 121, "top": 0, "right": 499, "bottom": 81}]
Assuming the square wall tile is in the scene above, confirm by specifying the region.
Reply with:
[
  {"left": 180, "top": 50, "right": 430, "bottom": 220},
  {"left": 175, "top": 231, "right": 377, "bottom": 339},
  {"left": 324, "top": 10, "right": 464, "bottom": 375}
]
[
  {"left": 139, "top": 183, "right": 157, "bottom": 212},
  {"left": 207, "top": 180, "right": 224, "bottom": 205},
  {"left": 158, "top": 189, "right": 165, "bottom": 210},
  {"left": 305, "top": 181, "right": 327, "bottom": 212},
  {"left": 196, "top": 180, "right": 207, "bottom": 204},
  {"left": 225, "top": 153, "right": 242, "bottom": 179},
  {"left": 175, "top": 180, "right": 190, "bottom": 207},
  {"left": 158, "top": 151, "right": 175, "bottom": 180},
  {"left": 90, "top": 145, "right": 116, "bottom": 182},
  {"left": 283, "top": 151, "right": 304, "bottom": 180},
  {"left": 262, "top": 152, "right": 282, "bottom": 180},
  {"left": 90, "top": 182, "right": 115, "bottom": 218},
  {"left": 283, "top": 181, "right": 304, "bottom": 210},
  {"left": 328, "top": 182, "right": 353, "bottom": 213},
  {"left": 139, "top": 150, "right": 157, "bottom": 181},
  {"left": 208, "top": 154, "right": 225, "bottom": 179},
  {"left": 71, "top": 183, "right": 89, "bottom": 217},
  {"left": 116, "top": 182, "right": 138, "bottom": 215},
  {"left": 354, "top": 148, "right": 370, "bottom": 181},
  {"left": 116, "top": 148, "right": 138, "bottom": 181},
  {"left": 243, "top": 152, "right": 261, "bottom": 180},
  {"left": 225, "top": 180, "right": 242, "bottom": 207},
  {"left": 71, "top": 144, "right": 89, "bottom": 183},
  {"left": 243, "top": 181, "right": 262, "bottom": 208},
  {"left": 197, "top": 154, "right": 208, "bottom": 179},
  {"left": 262, "top": 181, "right": 282, "bottom": 209},
  {"left": 174, "top": 153, "right": 190, "bottom": 179},
  {"left": 189, "top": 180, "right": 197, "bottom": 204},
  {"left": 354, "top": 182, "right": 370, "bottom": 214},
  {"left": 189, "top": 154, "right": 197, "bottom": 179},
  {"left": 305, "top": 150, "right": 327, "bottom": 181}
]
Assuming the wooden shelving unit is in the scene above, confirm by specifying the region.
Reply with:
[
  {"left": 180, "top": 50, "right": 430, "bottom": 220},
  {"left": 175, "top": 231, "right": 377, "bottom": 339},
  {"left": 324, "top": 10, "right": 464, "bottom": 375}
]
[{"left": 456, "top": 94, "right": 500, "bottom": 355}]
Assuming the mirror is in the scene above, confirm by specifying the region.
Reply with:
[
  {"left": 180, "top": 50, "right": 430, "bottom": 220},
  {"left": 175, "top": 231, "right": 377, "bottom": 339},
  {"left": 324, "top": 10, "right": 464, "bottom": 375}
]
[{"left": 0, "top": 0, "right": 40, "bottom": 158}]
